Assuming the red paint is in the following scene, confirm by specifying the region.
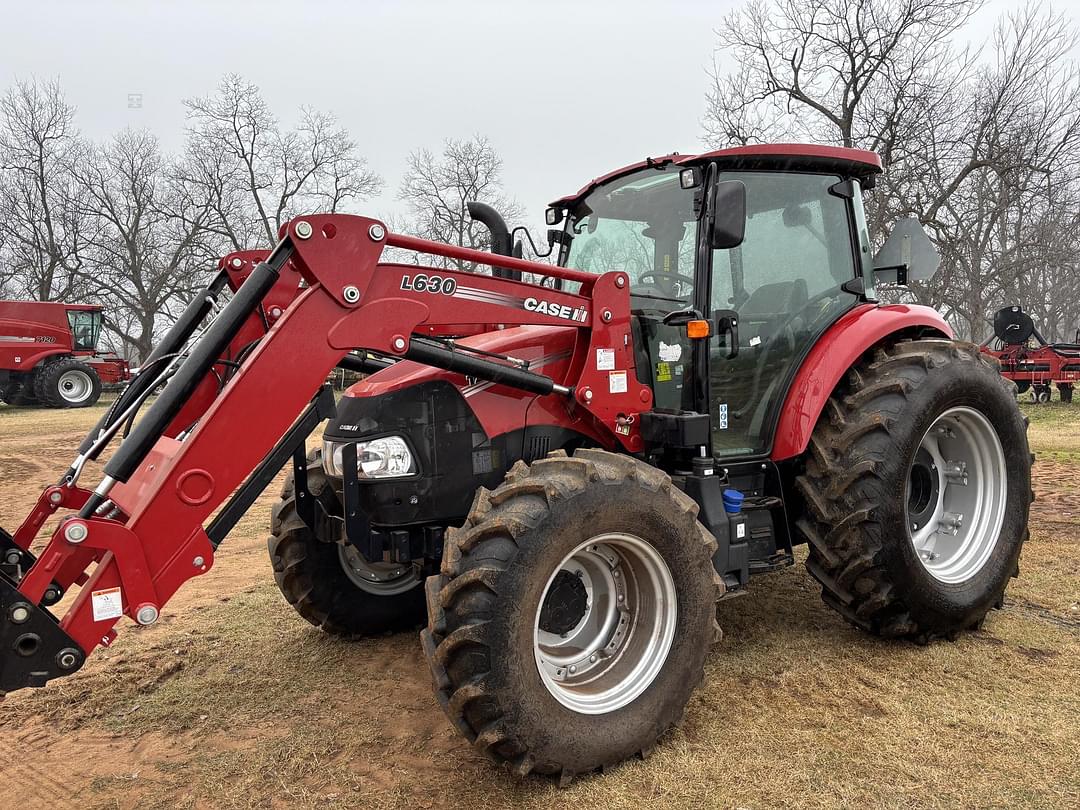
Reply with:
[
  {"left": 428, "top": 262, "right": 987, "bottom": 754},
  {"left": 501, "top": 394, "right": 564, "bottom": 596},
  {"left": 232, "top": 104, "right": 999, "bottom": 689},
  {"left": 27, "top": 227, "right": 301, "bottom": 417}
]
[
  {"left": 15, "top": 215, "right": 651, "bottom": 659},
  {"left": 771, "top": 304, "right": 952, "bottom": 461},
  {"left": 980, "top": 342, "right": 1080, "bottom": 388},
  {"left": 550, "top": 144, "right": 882, "bottom": 207},
  {"left": 0, "top": 300, "right": 130, "bottom": 385}
]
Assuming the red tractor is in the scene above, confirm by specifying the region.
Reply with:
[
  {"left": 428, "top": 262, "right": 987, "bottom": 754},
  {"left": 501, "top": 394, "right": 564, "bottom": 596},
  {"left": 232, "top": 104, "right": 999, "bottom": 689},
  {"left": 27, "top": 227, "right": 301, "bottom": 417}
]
[
  {"left": 980, "top": 305, "right": 1079, "bottom": 403},
  {"left": 0, "top": 301, "right": 130, "bottom": 407},
  {"left": 0, "top": 145, "right": 1031, "bottom": 782}
]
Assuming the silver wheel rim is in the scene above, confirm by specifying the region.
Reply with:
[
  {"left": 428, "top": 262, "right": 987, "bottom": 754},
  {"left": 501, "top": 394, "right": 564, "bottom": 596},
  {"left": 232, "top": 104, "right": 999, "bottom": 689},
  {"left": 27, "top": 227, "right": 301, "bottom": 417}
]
[
  {"left": 906, "top": 406, "right": 1007, "bottom": 584},
  {"left": 338, "top": 544, "right": 420, "bottom": 595},
  {"left": 533, "top": 532, "right": 677, "bottom": 715},
  {"left": 57, "top": 369, "right": 93, "bottom": 404}
]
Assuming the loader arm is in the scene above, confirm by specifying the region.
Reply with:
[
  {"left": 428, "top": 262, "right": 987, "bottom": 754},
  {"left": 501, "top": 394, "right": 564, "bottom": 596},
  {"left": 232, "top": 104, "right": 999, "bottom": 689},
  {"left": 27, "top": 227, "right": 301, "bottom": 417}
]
[{"left": 0, "top": 214, "right": 651, "bottom": 693}]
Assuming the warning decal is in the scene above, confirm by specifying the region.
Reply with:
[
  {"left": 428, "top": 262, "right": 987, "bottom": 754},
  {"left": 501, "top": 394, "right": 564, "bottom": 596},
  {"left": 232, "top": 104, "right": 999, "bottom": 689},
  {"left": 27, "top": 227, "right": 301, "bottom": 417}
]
[{"left": 91, "top": 587, "right": 124, "bottom": 622}]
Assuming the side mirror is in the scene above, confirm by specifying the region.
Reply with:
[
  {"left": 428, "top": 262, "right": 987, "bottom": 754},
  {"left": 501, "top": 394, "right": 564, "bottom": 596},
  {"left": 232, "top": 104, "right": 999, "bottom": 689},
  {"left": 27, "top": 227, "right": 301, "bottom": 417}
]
[
  {"left": 709, "top": 179, "right": 746, "bottom": 250},
  {"left": 873, "top": 217, "right": 939, "bottom": 284}
]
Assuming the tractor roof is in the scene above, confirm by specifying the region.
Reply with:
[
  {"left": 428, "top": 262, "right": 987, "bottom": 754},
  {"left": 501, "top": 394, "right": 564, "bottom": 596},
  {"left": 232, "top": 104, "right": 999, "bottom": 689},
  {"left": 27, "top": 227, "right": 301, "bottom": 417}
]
[{"left": 549, "top": 144, "right": 883, "bottom": 208}]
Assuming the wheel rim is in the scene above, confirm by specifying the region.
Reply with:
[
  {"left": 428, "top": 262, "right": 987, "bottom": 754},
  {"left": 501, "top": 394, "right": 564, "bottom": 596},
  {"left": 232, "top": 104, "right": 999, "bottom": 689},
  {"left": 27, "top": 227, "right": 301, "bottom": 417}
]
[
  {"left": 57, "top": 369, "right": 93, "bottom": 404},
  {"left": 906, "top": 406, "right": 1008, "bottom": 584},
  {"left": 533, "top": 532, "right": 677, "bottom": 715},
  {"left": 338, "top": 544, "right": 420, "bottom": 595}
]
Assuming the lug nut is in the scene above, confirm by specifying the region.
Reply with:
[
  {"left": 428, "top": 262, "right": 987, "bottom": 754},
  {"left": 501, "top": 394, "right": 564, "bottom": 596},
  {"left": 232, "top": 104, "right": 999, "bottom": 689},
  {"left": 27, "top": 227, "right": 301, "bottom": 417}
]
[
  {"left": 135, "top": 604, "right": 159, "bottom": 626},
  {"left": 369, "top": 223, "right": 386, "bottom": 241},
  {"left": 295, "top": 220, "right": 313, "bottom": 240},
  {"left": 63, "top": 521, "right": 88, "bottom": 544}
]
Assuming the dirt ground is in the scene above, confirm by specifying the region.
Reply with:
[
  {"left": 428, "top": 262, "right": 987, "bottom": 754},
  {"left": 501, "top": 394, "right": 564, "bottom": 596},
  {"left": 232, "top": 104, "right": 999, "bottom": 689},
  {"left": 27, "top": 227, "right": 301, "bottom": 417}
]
[{"left": 0, "top": 399, "right": 1077, "bottom": 809}]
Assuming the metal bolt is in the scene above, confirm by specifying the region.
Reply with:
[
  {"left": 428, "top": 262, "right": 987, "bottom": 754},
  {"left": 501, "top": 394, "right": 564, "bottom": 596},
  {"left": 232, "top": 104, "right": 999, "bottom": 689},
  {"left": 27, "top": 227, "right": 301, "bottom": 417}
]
[
  {"left": 617, "top": 593, "right": 624, "bottom": 602},
  {"left": 135, "top": 604, "right": 159, "bottom": 626},
  {"left": 230, "top": 257, "right": 243, "bottom": 269},
  {"left": 615, "top": 275, "right": 626, "bottom": 288},
  {"left": 56, "top": 649, "right": 79, "bottom": 670},
  {"left": 369, "top": 223, "right": 386, "bottom": 241},
  {"left": 269, "top": 306, "right": 283, "bottom": 318},
  {"left": 64, "top": 521, "right": 88, "bottom": 544},
  {"left": 343, "top": 285, "right": 360, "bottom": 303},
  {"left": 193, "top": 556, "right": 205, "bottom": 568},
  {"left": 48, "top": 490, "right": 63, "bottom": 505},
  {"left": 392, "top": 337, "right": 407, "bottom": 351},
  {"left": 10, "top": 604, "right": 31, "bottom": 624},
  {"left": 5, "top": 549, "right": 20, "bottom": 564},
  {"left": 295, "top": 220, "right": 313, "bottom": 240},
  {"left": 409, "top": 495, "right": 419, "bottom": 505},
  {"left": 602, "top": 310, "right": 612, "bottom": 322},
  {"left": 568, "top": 665, "right": 576, "bottom": 674},
  {"left": 589, "top": 654, "right": 598, "bottom": 663},
  {"left": 583, "top": 388, "right": 593, "bottom": 403}
]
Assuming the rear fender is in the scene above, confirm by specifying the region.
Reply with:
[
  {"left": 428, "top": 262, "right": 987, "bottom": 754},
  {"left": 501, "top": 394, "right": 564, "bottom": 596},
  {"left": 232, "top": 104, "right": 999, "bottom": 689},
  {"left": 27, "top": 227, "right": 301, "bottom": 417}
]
[{"left": 771, "top": 303, "right": 951, "bottom": 461}]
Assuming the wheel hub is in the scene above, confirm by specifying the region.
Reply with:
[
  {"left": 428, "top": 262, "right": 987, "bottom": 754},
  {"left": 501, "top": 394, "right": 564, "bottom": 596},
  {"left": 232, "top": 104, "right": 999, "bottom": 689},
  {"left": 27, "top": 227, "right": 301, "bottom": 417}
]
[
  {"left": 533, "top": 534, "right": 677, "bottom": 715},
  {"left": 905, "top": 406, "right": 1007, "bottom": 583},
  {"left": 338, "top": 543, "right": 420, "bottom": 595},
  {"left": 538, "top": 570, "right": 589, "bottom": 635}
]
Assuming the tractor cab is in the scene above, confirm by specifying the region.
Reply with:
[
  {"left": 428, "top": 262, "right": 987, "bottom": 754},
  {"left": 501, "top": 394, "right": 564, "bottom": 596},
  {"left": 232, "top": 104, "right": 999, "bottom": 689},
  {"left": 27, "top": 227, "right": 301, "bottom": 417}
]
[
  {"left": 66, "top": 307, "right": 103, "bottom": 352},
  {"left": 551, "top": 146, "right": 882, "bottom": 460}
]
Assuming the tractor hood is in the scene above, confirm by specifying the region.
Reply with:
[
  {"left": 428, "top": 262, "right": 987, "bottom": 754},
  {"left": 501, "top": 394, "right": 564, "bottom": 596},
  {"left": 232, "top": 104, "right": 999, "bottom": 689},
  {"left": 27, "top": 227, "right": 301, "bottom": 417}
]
[
  {"left": 325, "top": 324, "right": 580, "bottom": 444},
  {"left": 321, "top": 324, "right": 584, "bottom": 528}
]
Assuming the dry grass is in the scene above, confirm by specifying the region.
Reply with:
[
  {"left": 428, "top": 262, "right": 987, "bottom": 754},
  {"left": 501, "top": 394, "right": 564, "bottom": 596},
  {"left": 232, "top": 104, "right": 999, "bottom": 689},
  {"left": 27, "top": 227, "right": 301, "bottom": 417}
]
[{"left": 0, "top": 399, "right": 1077, "bottom": 809}]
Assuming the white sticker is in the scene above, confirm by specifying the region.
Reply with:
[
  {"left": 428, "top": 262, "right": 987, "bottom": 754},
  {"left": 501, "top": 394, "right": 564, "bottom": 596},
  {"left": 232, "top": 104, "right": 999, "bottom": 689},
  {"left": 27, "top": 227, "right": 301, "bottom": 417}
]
[
  {"left": 736, "top": 522, "right": 746, "bottom": 539},
  {"left": 596, "top": 348, "right": 615, "bottom": 371},
  {"left": 608, "top": 370, "right": 628, "bottom": 393},
  {"left": 749, "top": 335, "right": 762, "bottom": 347},
  {"left": 718, "top": 403, "right": 729, "bottom": 430},
  {"left": 91, "top": 587, "right": 124, "bottom": 622},
  {"left": 658, "top": 341, "right": 683, "bottom": 362}
]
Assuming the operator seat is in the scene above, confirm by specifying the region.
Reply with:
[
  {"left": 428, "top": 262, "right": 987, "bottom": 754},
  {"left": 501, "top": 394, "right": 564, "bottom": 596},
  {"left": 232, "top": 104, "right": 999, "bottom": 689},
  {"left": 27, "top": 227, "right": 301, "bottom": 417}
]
[{"left": 737, "top": 278, "right": 808, "bottom": 347}]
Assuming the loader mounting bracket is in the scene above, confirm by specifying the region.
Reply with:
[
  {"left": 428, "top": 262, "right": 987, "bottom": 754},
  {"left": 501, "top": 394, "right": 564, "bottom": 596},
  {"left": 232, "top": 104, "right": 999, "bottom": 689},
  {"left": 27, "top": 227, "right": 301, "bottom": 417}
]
[{"left": 0, "top": 573, "right": 85, "bottom": 692}]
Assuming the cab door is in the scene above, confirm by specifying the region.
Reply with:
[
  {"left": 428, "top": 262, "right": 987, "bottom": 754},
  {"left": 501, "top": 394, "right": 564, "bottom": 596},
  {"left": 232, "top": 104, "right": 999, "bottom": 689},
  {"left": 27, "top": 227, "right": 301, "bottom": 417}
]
[{"left": 706, "top": 171, "right": 862, "bottom": 458}]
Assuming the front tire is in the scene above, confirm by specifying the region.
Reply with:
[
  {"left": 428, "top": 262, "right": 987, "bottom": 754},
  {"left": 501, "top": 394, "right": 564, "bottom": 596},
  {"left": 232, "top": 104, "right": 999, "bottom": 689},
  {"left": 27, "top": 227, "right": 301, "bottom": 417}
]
[
  {"left": 35, "top": 357, "right": 101, "bottom": 407},
  {"left": 795, "top": 340, "right": 1031, "bottom": 641},
  {"left": 268, "top": 450, "right": 426, "bottom": 636},
  {"left": 422, "top": 449, "right": 722, "bottom": 781}
]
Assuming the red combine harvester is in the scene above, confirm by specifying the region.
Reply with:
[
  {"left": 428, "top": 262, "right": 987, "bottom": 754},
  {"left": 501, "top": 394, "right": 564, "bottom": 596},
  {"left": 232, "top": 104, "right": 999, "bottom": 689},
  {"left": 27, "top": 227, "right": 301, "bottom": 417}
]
[
  {"left": 980, "top": 306, "right": 1079, "bottom": 403},
  {"left": 0, "top": 301, "right": 130, "bottom": 407},
  {"left": 0, "top": 145, "right": 1031, "bottom": 781}
]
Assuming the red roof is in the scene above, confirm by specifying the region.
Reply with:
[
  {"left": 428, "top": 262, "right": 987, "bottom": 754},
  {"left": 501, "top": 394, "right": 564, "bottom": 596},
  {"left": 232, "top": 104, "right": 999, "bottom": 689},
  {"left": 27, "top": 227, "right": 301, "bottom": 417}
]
[{"left": 550, "top": 144, "right": 882, "bottom": 207}]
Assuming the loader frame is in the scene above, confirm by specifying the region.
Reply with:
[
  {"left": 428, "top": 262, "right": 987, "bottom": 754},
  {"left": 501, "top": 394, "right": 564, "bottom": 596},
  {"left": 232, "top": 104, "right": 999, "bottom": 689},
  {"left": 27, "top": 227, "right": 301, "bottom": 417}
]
[{"left": 0, "top": 214, "right": 656, "bottom": 693}]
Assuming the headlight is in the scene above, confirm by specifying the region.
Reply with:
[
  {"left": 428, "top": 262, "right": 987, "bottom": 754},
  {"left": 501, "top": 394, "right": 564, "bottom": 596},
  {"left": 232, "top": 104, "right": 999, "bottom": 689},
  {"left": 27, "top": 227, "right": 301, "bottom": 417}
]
[{"left": 322, "top": 436, "right": 417, "bottom": 479}]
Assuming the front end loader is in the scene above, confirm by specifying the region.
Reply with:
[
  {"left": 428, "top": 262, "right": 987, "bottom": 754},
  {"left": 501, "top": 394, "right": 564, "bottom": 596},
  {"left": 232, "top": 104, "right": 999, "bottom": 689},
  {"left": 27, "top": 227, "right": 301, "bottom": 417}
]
[{"left": 0, "top": 145, "right": 1031, "bottom": 782}]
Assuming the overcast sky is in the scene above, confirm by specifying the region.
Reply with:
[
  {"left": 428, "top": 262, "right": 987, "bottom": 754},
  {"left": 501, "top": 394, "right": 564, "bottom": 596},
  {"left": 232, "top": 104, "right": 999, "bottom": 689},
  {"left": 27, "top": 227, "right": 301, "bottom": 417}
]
[{"left": 1, "top": 0, "right": 1070, "bottom": 230}]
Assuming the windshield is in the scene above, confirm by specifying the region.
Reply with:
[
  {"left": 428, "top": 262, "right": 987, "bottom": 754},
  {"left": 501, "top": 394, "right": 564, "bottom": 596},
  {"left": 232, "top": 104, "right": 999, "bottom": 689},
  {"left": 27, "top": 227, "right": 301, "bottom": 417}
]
[
  {"left": 67, "top": 310, "right": 102, "bottom": 352},
  {"left": 562, "top": 164, "right": 697, "bottom": 309}
]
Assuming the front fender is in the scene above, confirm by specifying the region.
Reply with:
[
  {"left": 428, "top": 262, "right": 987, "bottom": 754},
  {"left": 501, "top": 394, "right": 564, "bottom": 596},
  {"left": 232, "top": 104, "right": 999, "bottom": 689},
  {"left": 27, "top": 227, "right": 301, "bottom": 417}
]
[{"left": 771, "top": 303, "right": 951, "bottom": 461}]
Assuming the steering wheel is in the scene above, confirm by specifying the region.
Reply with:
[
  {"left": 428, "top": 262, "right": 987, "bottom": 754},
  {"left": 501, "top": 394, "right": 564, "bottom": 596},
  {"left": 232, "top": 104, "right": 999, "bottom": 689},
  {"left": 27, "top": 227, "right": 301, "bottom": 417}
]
[{"left": 638, "top": 271, "right": 695, "bottom": 298}]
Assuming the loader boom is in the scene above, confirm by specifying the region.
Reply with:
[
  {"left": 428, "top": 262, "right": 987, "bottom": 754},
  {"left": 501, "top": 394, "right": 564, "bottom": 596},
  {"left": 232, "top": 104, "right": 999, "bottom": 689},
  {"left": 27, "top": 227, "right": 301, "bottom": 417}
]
[{"left": 0, "top": 214, "right": 651, "bottom": 693}]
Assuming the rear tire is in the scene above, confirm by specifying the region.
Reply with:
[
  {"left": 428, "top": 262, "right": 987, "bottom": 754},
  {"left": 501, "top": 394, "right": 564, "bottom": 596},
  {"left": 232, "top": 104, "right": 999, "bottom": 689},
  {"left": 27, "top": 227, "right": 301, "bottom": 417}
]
[
  {"left": 1059, "top": 384, "right": 1073, "bottom": 404},
  {"left": 34, "top": 357, "right": 101, "bottom": 407},
  {"left": 422, "top": 449, "right": 722, "bottom": 781},
  {"left": 268, "top": 449, "right": 426, "bottom": 636},
  {"left": 795, "top": 340, "right": 1031, "bottom": 641}
]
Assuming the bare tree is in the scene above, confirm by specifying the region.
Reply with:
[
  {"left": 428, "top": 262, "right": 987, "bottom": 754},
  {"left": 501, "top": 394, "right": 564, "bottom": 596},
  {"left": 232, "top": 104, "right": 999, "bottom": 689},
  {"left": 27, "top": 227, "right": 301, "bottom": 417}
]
[
  {"left": 704, "top": 0, "right": 1080, "bottom": 340},
  {"left": 178, "top": 74, "right": 381, "bottom": 251},
  {"left": 0, "top": 77, "right": 89, "bottom": 301},
  {"left": 70, "top": 129, "right": 219, "bottom": 361},
  {"left": 396, "top": 136, "right": 524, "bottom": 272}
]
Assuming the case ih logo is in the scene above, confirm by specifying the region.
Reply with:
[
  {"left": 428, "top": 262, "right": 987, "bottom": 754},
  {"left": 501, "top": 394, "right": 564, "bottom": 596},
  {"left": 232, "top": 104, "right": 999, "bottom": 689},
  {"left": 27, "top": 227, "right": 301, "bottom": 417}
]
[{"left": 523, "top": 297, "right": 588, "bottom": 323}]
